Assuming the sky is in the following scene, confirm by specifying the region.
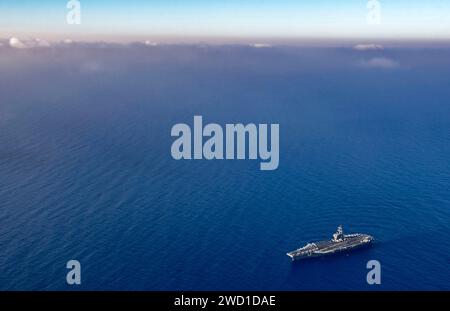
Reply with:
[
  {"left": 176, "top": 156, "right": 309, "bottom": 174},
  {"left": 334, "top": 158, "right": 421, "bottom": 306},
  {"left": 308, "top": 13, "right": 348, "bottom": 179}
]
[{"left": 1, "top": 0, "right": 450, "bottom": 42}]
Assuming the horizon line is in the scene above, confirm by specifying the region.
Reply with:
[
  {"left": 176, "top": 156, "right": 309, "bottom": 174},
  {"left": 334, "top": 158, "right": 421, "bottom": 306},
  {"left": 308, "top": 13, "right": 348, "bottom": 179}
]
[{"left": 2, "top": 33, "right": 450, "bottom": 46}]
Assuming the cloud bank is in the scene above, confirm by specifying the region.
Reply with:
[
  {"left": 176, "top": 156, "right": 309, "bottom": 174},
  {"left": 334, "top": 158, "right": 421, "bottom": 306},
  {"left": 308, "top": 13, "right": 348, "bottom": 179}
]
[
  {"left": 8, "top": 37, "right": 51, "bottom": 49},
  {"left": 9, "top": 37, "right": 27, "bottom": 49},
  {"left": 353, "top": 44, "right": 384, "bottom": 51},
  {"left": 250, "top": 43, "right": 272, "bottom": 48},
  {"left": 359, "top": 57, "right": 399, "bottom": 69}
]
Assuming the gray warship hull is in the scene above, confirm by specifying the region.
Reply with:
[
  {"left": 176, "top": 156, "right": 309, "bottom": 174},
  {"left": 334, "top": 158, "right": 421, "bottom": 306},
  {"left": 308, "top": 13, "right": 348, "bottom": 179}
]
[{"left": 287, "top": 227, "right": 373, "bottom": 261}]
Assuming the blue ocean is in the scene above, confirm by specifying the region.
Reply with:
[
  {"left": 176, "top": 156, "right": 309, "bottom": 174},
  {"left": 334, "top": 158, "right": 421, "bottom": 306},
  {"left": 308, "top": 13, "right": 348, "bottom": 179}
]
[{"left": 0, "top": 44, "right": 449, "bottom": 290}]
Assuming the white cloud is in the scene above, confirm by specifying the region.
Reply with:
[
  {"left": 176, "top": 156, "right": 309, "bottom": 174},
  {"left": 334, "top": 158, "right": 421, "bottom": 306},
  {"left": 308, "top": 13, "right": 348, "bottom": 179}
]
[
  {"left": 353, "top": 44, "right": 384, "bottom": 51},
  {"left": 8, "top": 37, "right": 51, "bottom": 49},
  {"left": 359, "top": 57, "right": 399, "bottom": 69},
  {"left": 35, "top": 38, "right": 51, "bottom": 47},
  {"left": 250, "top": 43, "right": 272, "bottom": 48},
  {"left": 9, "top": 37, "right": 27, "bottom": 49},
  {"left": 144, "top": 40, "right": 159, "bottom": 46}
]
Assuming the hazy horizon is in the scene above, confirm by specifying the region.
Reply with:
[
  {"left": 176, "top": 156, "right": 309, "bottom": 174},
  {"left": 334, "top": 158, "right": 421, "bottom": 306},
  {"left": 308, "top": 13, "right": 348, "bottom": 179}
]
[{"left": 1, "top": 0, "right": 450, "bottom": 42}]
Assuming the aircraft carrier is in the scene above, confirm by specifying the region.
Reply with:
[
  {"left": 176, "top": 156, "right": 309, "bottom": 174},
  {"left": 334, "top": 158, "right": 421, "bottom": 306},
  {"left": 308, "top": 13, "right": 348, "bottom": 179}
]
[{"left": 287, "top": 226, "right": 373, "bottom": 261}]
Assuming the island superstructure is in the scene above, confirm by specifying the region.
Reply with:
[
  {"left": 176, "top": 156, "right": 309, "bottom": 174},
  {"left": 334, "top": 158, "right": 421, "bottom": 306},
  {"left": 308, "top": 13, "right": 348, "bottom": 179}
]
[{"left": 287, "top": 226, "right": 373, "bottom": 261}]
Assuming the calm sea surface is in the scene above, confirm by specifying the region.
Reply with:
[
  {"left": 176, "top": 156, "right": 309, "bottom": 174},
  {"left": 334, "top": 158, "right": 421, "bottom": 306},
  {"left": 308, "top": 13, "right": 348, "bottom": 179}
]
[{"left": 0, "top": 44, "right": 449, "bottom": 290}]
